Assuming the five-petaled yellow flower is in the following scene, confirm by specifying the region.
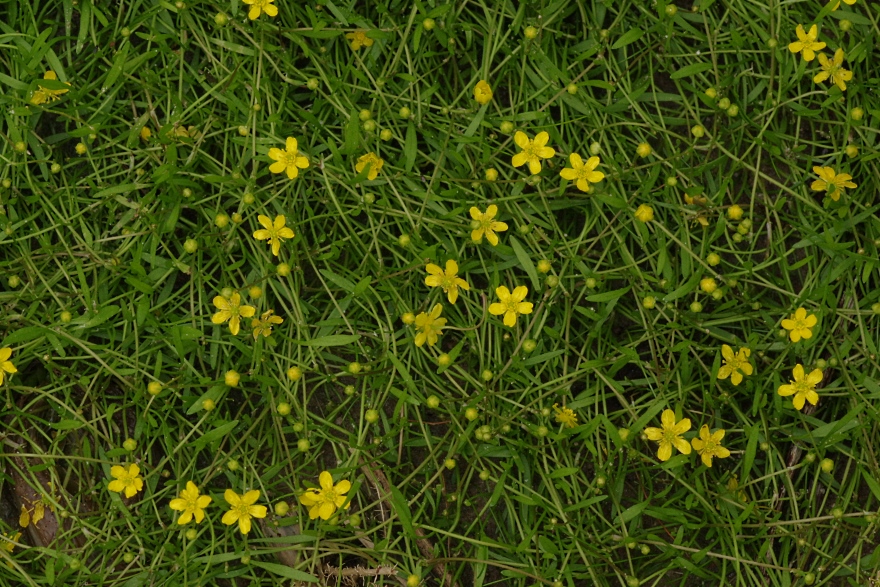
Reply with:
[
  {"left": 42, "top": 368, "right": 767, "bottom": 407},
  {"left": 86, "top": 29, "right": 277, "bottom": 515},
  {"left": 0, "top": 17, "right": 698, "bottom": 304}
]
[
  {"left": 0, "top": 347, "right": 17, "bottom": 386},
  {"left": 268, "top": 137, "right": 309, "bottom": 180},
  {"left": 222, "top": 489, "right": 267, "bottom": 535},
  {"left": 108, "top": 463, "right": 144, "bottom": 498},
  {"left": 242, "top": 0, "right": 278, "bottom": 20},
  {"left": 488, "top": 285, "right": 533, "bottom": 327},
  {"left": 810, "top": 166, "right": 856, "bottom": 201},
  {"left": 781, "top": 307, "right": 817, "bottom": 342},
  {"left": 787, "top": 25, "right": 826, "bottom": 62},
  {"left": 253, "top": 214, "right": 295, "bottom": 256},
  {"left": 553, "top": 404, "right": 578, "bottom": 428},
  {"left": 355, "top": 152, "right": 384, "bottom": 180},
  {"left": 414, "top": 304, "right": 446, "bottom": 347},
  {"left": 299, "top": 471, "right": 352, "bottom": 520},
  {"left": 717, "top": 345, "right": 753, "bottom": 386},
  {"left": 474, "top": 80, "right": 493, "bottom": 105},
  {"left": 425, "top": 260, "right": 470, "bottom": 303},
  {"left": 691, "top": 425, "right": 731, "bottom": 467},
  {"left": 512, "top": 131, "right": 556, "bottom": 175},
  {"left": 559, "top": 153, "right": 604, "bottom": 192},
  {"left": 345, "top": 30, "right": 374, "bottom": 50},
  {"left": 252, "top": 310, "right": 283, "bottom": 339},
  {"left": 169, "top": 481, "right": 213, "bottom": 525},
  {"left": 212, "top": 292, "right": 256, "bottom": 336},
  {"left": 778, "top": 364, "right": 823, "bottom": 411},
  {"left": 469, "top": 205, "right": 508, "bottom": 246},
  {"left": 814, "top": 48, "right": 853, "bottom": 92},
  {"left": 634, "top": 204, "right": 654, "bottom": 223},
  {"left": 30, "top": 70, "right": 70, "bottom": 105},
  {"left": 644, "top": 409, "right": 691, "bottom": 462}
]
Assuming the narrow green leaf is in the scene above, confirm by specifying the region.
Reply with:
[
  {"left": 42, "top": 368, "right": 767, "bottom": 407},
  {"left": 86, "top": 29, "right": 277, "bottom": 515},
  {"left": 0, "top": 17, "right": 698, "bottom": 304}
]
[
  {"left": 389, "top": 484, "right": 416, "bottom": 538},
  {"left": 611, "top": 27, "right": 644, "bottom": 49},
  {"left": 250, "top": 562, "right": 318, "bottom": 582},
  {"left": 509, "top": 237, "right": 540, "bottom": 292},
  {"left": 404, "top": 121, "right": 417, "bottom": 171},
  {"left": 299, "top": 334, "right": 360, "bottom": 347},
  {"left": 192, "top": 420, "right": 239, "bottom": 450},
  {"left": 670, "top": 62, "right": 713, "bottom": 80}
]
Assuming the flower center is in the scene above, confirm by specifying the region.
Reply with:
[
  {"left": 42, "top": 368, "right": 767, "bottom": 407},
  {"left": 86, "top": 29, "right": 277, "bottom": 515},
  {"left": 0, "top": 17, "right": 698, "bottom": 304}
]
[
  {"left": 234, "top": 504, "right": 251, "bottom": 518},
  {"left": 321, "top": 489, "right": 337, "bottom": 503},
  {"left": 794, "top": 381, "right": 811, "bottom": 395},
  {"left": 284, "top": 151, "right": 298, "bottom": 165},
  {"left": 727, "top": 356, "right": 743, "bottom": 370},
  {"left": 703, "top": 439, "right": 717, "bottom": 453},
  {"left": 505, "top": 299, "right": 520, "bottom": 313},
  {"left": 440, "top": 276, "right": 455, "bottom": 291},
  {"left": 793, "top": 318, "right": 807, "bottom": 329},
  {"left": 523, "top": 144, "right": 539, "bottom": 159}
]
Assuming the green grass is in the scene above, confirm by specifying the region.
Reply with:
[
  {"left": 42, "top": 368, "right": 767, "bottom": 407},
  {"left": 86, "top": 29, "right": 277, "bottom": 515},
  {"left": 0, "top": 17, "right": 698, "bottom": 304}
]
[{"left": 1, "top": 0, "right": 880, "bottom": 585}]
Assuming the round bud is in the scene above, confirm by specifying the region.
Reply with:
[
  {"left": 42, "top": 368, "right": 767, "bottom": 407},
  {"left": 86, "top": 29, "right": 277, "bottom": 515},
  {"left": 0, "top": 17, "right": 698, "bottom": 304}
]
[
  {"left": 666, "top": 176, "right": 678, "bottom": 187},
  {"left": 51, "top": 162, "right": 62, "bottom": 174},
  {"left": 705, "top": 88, "right": 717, "bottom": 98},
  {"left": 380, "top": 129, "right": 393, "bottom": 141},
  {"left": 252, "top": 103, "right": 261, "bottom": 112},
  {"left": 276, "top": 262, "right": 291, "bottom": 277},
  {"left": 851, "top": 107, "right": 864, "bottom": 121},
  {"left": 517, "top": 224, "right": 531, "bottom": 235},
  {"left": 803, "top": 572, "right": 816, "bottom": 585},
  {"left": 727, "top": 204, "right": 744, "bottom": 220},
  {"left": 123, "top": 438, "right": 137, "bottom": 452},
  {"left": 691, "top": 125, "right": 705, "bottom": 138},
  {"left": 829, "top": 357, "right": 839, "bottom": 367},
  {"left": 465, "top": 407, "right": 479, "bottom": 421},
  {"left": 277, "top": 402, "right": 291, "bottom": 416},
  {"left": 214, "top": 213, "right": 229, "bottom": 228},
  {"left": 8, "top": 276, "right": 20, "bottom": 288},
  {"left": 640, "top": 545, "right": 650, "bottom": 555},
  {"left": 363, "top": 120, "right": 376, "bottom": 133},
  {"left": 349, "top": 513, "right": 361, "bottom": 527},
  {"left": 485, "top": 168, "right": 498, "bottom": 181},
  {"left": 839, "top": 19, "right": 852, "bottom": 32},
  {"left": 248, "top": 286, "right": 262, "bottom": 300},
  {"left": 845, "top": 145, "right": 858, "bottom": 158},
  {"left": 423, "top": 18, "right": 435, "bottom": 30},
  {"left": 444, "top": 458, "right": 456, "bottom": 469},
  {"left": 642, "top": 296, "right": 656, "bottom": 309},
  {"left": 522, "top": 339, "right": 537, "bottom": 353},
  {"left": 711, "top": 289, "right": 723, "bottom": 301},
  {"left": 546, "top": 275, "right": 559, "bottom": 288},
  {"left": 717, "top": 97, "right": 731, "bottom": 110},
  {"left": 500, "top": 121, "right": 515, "bottom": 134},
  {"left": 589, "top": 142, "right": 601, "bottom": 156},
  {"left": 147, "top": 381, "right": 162, "bottom": 396},
  {"left": 358, "top": 109, "right": 372, "bottom": 122},
  {"left": 402, "top": 312, "right": 416, "bottom": 325},
  {"left": 831, "top": 507, "right": 844, "bottom": 520},
  {"left": 214, "top": 12, "right": 228, "bottom": 26},
  {"left": 426, "top": 395, "right": 440, "bottom": 408},
  {"left": 537, "top": 260, "right": 552, "bottom": 274},
  {"left": 274, "top": 501, "right": 290, "bottom": 516},
  {"left": 60, "top": 311, "right": 72, "bottom": 323},
  {"left": 690, "top": 301, "right": 703, "bottom": 313},
  {"left": 398, "top": 234, "right": 411, "bottom": 246},
  {"left": 365, "top": 409, "right": 379, "bottom": 424},
  {"left": 287, "top": 366, "right": 303, "bottom": 381},
  {"left": 626, "top": 576, "right": 640, "bottom": 587},
  {"left": 237, "top": 126, "right": 249, "bottom": 136},
  {"left": 75, "top": 143, "right": 87, "bottom": 155},
  {"left": 407, "top": 575, "right": 420, "bottom": 587},
  {"left": 618, "top": 428, "right": 630, "bottom": 441},
  {"left": 1, "top": 179, "right": 11, "bottom": 188},
  {"left": 399, "top": 106, "right": 411, "bottom": 119},
  {"left": 524, "top": 26, "right": 538, "bottom": 39},
  {"left": 766, "top": 38, "right": 778, "bottom": 48},
  {"left": 636, "top": 142, "right": 652, "bottom": 157},
  {"left": 479, "top": 469, "right": 491, "bottom": 481},
  {"left": 438, "top": 353, "right": 451, "bottom": 367},
  {"left": 727, "top": 104, "right": 739, "bottom": 117},
  {"left": 292, "top": 423, "right": 304, "bottom": 433},
  {"left": 306, "top": 78, "right": 319, "bottom": 91},
  {"left": 123, "top": 552, "right": 135, "bottom": 563},
  {"left": 596, "top": 475, "right": 607, "bottom": 487},
  {"left": 566, "top": 83, "right": 578, "bottom": 95},
  {"left": 700, "top": 278, "right": 717, "bottom": 294},
  {"left": 202, "top": 399, "right": 215, "bottom": 411},
  {"left": 585, "top": 277, "right": 597, "bottom": 289},
  {"left": 184, "top": 238, "right": 198, "bottom": 254},
  {"left": 297, "top": 438, "right": 310, "bottom": 452},
  {"left": 665, "top": 4, "right": 677, "bottom": 16},
  {"left": 348, "top": 362, "right": 361, "bottom": 375},
  {"left": 820, "top": 458, "right": 834, "bottom": 473},
  {"left": 481, "top": 369, "right": 493, "bottom": 381}
]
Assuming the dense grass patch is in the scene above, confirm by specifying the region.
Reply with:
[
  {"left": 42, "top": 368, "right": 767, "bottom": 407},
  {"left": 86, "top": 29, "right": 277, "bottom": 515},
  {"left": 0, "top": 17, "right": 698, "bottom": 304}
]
[{"left": 1, "top": 1, "right": 880, "bottom": 586}]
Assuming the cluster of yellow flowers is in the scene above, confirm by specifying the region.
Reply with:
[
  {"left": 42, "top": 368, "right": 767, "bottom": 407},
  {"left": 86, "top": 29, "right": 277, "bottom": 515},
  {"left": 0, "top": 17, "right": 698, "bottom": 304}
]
[{"left": 105, "top": 466, "right": 350, "bottom": 534}]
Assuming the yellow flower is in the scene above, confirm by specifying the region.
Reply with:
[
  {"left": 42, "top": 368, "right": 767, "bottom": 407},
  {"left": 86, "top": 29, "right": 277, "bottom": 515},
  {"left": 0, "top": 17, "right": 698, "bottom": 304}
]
[
  {"left": 253, "top": 214, "right": 295, "bottom": 256},
  {"left": 108, "top": 463, "right": 144, "bottom": 498},
  {"left": 169, "top": 481, "right": 213, "bottom": 525},
  {"left": 634, "top": 204, "right": 654, "bottom": 222},
  {"left": 559, "top": 153, "right": 604, "bottom": 192},
  {"left": 717, "top": 345, "right": 753, "bottom": 386},
  {"left": 1, "top": 532, "right": 21, "bottom": 568},
  {"left": 488, "top": 285, "right": 533, "bottom": 327},
  {"left": 469, "top": 205, "right": 508, "bottom": 245},
  {"left": 212, "top": 292, "right": 256, "bottom": 336},
  {"left": 553, "top": 404, "right": 577, "bottom": 428},
  {"left": 781, "top": 307, "right": 817, "bottom": 342},
  {"left": 787, "top": 25, "right": 826, "bottom": 62},
  {"left": 474, "top": 80, "right": 493, "bottom": 105},
  {"left": 814, "top": 48, "right": 853, "bottom": 92},
  {"left": 355, "top": 152, "right": 384, "bottom": 180},
  {"left": 690, "top": 425, "right": 731, "bottom": 467},
  {"left": 222, "top": 489, "right": 267, "bottom": 535},
  {"left": 345, "top": 30, "right": 374, "bottom": 50},
  {"left": 242, "top": 0, "right": 278, "bottom": 20},
  {"left": 425, "top": 260, "right": 470, "bottom": 304},
  {"left": 268, "top": 137, "right": 309, "bottom": 180},
  {"left": 810, "top": 166, "right": 856, "bottom": 201},
  {"left": 830, "top": 0, "right": 856, "bottom": 9},
  {"left": 298, "top": 471, "right": 352, "bottom": 520},
  {"left": 252, "top": 310, "right": 283, "bottom": 339},
  {"left": 0, "top": 347, "right": 17, "bottom": 386},
  {"left": 778, "top": 364, "right": 823, "bottom": 411},
  {"left": 414, "top": 304, "right": 446, "bottom": 347},
  {"left": 30, "top": 70, "right": 70, "bottom": 105},
  {"left": 511, "top": 131, "right": 556, "bottom": 175},
  {"left": 644, "top": 409, "right": 691, "bottom": 462}
]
